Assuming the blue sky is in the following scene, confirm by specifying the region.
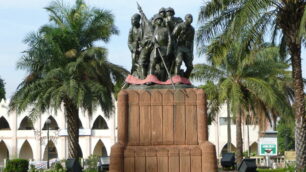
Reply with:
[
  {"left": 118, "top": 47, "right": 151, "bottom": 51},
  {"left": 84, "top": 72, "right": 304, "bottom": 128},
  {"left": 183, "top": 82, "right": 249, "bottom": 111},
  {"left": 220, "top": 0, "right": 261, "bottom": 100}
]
[{"left": 0, "top": 0, "right": 305, "bottom": 98}]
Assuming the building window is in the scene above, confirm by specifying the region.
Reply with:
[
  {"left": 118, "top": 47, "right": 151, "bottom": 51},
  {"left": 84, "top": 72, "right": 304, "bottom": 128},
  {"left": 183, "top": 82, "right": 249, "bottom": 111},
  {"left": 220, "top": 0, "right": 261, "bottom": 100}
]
[
  {"left": 18, "top": 116, "right": 34, "bottom": 130},
  {"left": 42, "top": 116, "right": 59, "bottom": 130},
  {"left": 0, "top": 117, "right": 10, "bottom": 130},
  {"left": 92, "top": 116, "right": 108, "bottom": 129}
]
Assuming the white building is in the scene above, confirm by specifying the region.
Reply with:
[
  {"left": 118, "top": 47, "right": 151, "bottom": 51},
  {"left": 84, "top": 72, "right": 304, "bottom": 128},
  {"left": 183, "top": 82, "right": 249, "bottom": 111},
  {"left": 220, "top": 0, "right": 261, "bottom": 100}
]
[
  {"left": 0, "top": 100, "right": 260, "bottom": 166},
  {"left": 209, "top": 104, "right": 260, "bottom": 158},
  {"left": 0, "top": 100, "right": 116, "bottom": 167}
]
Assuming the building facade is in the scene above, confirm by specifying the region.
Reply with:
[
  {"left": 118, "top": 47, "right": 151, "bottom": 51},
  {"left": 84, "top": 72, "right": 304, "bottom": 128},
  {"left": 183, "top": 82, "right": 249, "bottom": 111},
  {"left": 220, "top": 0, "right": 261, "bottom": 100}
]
[
  {"left": 0, "top": 100, "right": 116, "bottom": 167},
  {"left": 209, "top": 104, "right": 260, "bottom": 158},
  {"left": 0, "top": 100, "right": 260, "bottom": 167}
]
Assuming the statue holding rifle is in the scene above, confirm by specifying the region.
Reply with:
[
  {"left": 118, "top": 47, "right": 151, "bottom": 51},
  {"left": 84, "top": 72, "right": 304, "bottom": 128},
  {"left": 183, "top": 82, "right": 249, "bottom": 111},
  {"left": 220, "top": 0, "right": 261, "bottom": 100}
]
[{"left": 148, "top": 14, "right": 172, "bottom": 81}]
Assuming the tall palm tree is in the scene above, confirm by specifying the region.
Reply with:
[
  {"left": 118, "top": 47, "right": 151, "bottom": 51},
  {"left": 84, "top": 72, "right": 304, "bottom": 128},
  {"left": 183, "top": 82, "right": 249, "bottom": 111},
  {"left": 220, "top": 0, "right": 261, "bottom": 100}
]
[
  {"left": 0, "top": 77, "right": 5, "bottom": 101},
  {"left": 192, "top": 42, "right": 292, "bottom": 164},
  {"left": 197, "top": 1, "right": 306, "bottom": 169},
  {"left": 9, "top": 0, "right": 128, "bottom": 161}
]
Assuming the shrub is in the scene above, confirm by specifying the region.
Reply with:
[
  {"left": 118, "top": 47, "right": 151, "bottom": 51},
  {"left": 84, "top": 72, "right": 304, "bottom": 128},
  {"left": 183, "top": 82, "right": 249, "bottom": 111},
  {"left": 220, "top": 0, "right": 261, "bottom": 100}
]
[
  {"left": 257, "top": 169, "right": 287, "bottom": 172},
  {"left": 3, "top": 159, "right": 29, "bottom": 172},
  {"left": 29, "top": 164, "right": 36, "bottom": 172},
  {"left": 52, "top": 162, "right": 64, "bottom": 172},
  {"left": 83, "top": 155, "right": 99, "bottom": 172},
  {"left": 257, "top": 165, "right": 297, "bottom": 172}
]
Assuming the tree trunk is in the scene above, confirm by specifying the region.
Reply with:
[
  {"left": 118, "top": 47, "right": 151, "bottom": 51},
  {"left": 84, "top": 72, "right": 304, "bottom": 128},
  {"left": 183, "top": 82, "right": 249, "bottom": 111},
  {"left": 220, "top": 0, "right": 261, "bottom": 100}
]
[
  {"left": 236, "top": 109, "right": 243, "bottom": 165},
  {"left": 279, "top": 5, "right": 306, "bottom": 170},
  {"left": 227, "top": 100, "right": 232, "bottom": 153},
  {"left": 64, "top": 99, "right": 80, "bottom": 159},
  {"left": 289, "top": 41, "right": 306, "bottom": 171}
]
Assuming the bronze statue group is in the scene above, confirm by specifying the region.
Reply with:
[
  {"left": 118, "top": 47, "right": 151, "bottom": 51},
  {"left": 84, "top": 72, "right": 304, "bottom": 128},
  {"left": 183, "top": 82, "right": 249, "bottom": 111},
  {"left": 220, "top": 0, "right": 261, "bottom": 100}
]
[{"left": 128, "top": 5, "right": 194, "bottom": 83}]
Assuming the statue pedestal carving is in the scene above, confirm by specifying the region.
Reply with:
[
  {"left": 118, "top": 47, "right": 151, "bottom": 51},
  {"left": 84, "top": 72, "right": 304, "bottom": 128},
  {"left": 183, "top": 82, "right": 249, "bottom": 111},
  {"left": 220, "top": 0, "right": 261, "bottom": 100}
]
[{"left": 109, "top": 88, "right": 218, "bottom": 172}]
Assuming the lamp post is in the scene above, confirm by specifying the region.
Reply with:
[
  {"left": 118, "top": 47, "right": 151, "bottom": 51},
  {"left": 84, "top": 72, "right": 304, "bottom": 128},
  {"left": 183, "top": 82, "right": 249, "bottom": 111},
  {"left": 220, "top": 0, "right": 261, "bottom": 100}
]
[{"left": 46, "top": 119, "right": 51, "bottom": 169}]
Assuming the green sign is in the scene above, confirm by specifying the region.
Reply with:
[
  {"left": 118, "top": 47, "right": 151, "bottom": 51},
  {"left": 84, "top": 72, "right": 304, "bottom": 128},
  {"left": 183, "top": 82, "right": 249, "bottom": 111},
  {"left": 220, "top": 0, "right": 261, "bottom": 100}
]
[{"left": 260, "top": 144, "right": 277, "bottom": 155}]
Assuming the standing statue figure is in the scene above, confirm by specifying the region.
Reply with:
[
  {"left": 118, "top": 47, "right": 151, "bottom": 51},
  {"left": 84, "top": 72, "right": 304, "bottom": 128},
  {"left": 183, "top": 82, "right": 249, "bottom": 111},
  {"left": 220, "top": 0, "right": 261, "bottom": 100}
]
[
  {"left": 128, "top": 13, "right": 142, "bottom": 76},
  {"left": 148, "top": 14, "right": 172, "bottom": 81},
  {"left": 172, "top": 14, "right": 194, "bottom": 78},
  {"left": 165, "top": 7, "right": 183, "bottom": 32},
  {"left": 151, "top": 7, "right": 167, "bottom": 27},
  {"left": 164, "top": 7, "right": 183, "bottom": 75},
  {"left": 136, "top": 4, "right": 154, "bottom": 79}
]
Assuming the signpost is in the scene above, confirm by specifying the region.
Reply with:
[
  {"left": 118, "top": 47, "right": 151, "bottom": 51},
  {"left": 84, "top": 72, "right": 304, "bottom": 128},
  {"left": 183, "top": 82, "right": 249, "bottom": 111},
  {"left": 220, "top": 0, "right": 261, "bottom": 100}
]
[
  {"left": 259, "top": 131, "right": 278, "bottom": 167},
  {"left": 260, "top": 143, "right": 277, "bottom": 156}
]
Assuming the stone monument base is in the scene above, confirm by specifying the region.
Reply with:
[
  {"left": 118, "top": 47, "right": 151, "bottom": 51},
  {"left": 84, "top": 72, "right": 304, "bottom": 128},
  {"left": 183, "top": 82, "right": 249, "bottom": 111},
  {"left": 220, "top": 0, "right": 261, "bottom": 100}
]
[{"left": 110, "top": 88, "right": 218, "bottom": 172}]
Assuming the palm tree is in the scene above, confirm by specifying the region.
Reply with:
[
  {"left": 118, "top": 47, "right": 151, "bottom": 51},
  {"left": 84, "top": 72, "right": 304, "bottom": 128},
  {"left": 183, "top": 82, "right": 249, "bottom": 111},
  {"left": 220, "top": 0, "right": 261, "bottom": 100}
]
[
  {"left": 197, "top": 1, "right": 306, "bottom": 169},
  {"left": 9, "top": 0, "right": 128, "bottom": 161},
  {"left": 0, "top": 77, "right": 5, "bottom": 101},
  {"left": 192, "top": 42, "right": 292, "bottom": 164}
]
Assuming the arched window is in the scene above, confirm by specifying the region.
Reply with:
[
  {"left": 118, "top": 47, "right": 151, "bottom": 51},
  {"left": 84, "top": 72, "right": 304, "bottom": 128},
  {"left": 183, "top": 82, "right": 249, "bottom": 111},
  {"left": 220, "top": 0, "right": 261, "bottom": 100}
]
[
  {"left": 249, "top": 142, "right": 258, "bottom": 156},
  {"left": 43, "top": 141, "right": 58, "bottom": 160},
  {"left": 93, "top": 140, "right": 108, "bottom": 157},
  {"left": 92, "top": 116, "right": 108, "bottom": 129},
  {"left": 221, "top": 143, "right": 237, "bottom": 155},
  {"left": 19, "top": 140, "right": 33, "bottom": 160},
  {"left": 0, "top": 117, "right": 10, "bottom": 130},
  {"left": 18, "top": 116, "right": 34, "bottom": 130},
  {"left": 42, "top": 116, "right": 59, "bottom": 130},
  {"left": 0, "top": 141, "right": 9, "bottom": 166}
]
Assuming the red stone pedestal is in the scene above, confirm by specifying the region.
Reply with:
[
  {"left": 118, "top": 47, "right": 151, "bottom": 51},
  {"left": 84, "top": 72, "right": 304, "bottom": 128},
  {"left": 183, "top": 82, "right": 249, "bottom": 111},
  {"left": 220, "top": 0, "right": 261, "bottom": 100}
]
[{"left": 110, "top": 88, "right": 218, "bottom": 172}]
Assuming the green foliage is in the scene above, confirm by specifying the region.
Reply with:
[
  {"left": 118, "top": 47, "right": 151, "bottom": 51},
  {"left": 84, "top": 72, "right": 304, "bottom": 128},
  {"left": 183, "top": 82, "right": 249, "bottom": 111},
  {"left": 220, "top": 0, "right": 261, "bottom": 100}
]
[
  {"left": 10, "top": 0, "right": 128, "bottom": 118},
  {"left": 192, "top": 42, "right": 293, "bottom": 125},
  {"left": 52, "top": 162, "right": 64, "bottom": 172},
  {"left": 0, "top": 77, "right": 5, "bottom": 101},
  {"left": 277, "top": 117, "right": 295, "bottom": 155},
  {"left": 257, "top": 164, "right": 298, "bottom": 172},
  {"left": 82, "top": 169, "right": 97, "bottom": 172},
  {"left": 198, "top": 81, "right": 221, "bottom": 124},
  {"left": 192, "top": 35, "right": 293, "bottom": 163},
  {"left": 29, "top": 165, "right": 35, "bottom": 172},
  {"left": 38, "top": 169, "right": 66, "bottom": 172},
  {"left": 3, "top": 159, "right": 29, "bottom": 172},
  {"left": 257, "top": 169, "right": 287, "bottom": 172},
  {"left": 198, "top": 0, "right": 305, "bottom": 169},
  {"left": 9, "top": 0, "right": 128, "bottom": 158},
  {"left": 114, "top": 80, "right": 124, "bottom": 100},
  {"left": 28, "top": 162, "right": 66, "bottom": 172},
  {"left": 83, "top": 155, "right": 99, "bottom": 172}
]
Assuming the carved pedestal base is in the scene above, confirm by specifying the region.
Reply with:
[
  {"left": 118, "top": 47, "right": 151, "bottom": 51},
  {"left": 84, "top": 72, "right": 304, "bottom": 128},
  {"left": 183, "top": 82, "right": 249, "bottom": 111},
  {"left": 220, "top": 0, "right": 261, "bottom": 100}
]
[{"left": 110, "top": 88, "right": 217, "bottom": 172}]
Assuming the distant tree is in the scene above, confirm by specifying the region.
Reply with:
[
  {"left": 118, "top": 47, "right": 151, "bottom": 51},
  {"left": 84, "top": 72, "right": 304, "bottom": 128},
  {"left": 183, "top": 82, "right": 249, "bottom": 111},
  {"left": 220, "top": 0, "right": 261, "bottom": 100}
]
[
  {"left": 10, "top": 0, "right": 128, "bottom": 161},
  {"left": 0, "top": 77, "right": 5, "bottom": 101},
  {"left": 277, "top": 117, "right": 295, "bottom": 155}
]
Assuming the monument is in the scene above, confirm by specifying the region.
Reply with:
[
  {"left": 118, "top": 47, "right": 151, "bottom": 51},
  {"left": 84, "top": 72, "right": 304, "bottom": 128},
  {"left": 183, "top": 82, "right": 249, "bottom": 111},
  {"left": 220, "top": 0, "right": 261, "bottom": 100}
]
[{"left": 110, "top": 4, "right": 218, "bottom": 172}]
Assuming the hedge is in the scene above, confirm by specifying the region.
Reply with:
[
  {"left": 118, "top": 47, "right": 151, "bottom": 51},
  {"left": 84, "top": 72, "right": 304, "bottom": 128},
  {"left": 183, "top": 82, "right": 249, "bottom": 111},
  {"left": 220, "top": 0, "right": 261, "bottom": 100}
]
[{"left": 3, "top": 159, "right": 29, "bottom": 172}]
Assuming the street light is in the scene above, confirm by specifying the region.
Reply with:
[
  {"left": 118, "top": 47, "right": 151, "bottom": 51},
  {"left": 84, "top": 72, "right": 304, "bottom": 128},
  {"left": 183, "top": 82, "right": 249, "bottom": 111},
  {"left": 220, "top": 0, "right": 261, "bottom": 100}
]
[{"left": 46, "top": 118, "right": 51, "bottom": 169}]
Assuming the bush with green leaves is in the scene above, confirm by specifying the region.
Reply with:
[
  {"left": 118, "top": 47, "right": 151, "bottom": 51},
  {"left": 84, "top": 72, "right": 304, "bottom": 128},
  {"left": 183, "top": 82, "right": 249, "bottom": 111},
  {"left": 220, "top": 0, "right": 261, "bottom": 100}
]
[
  {"left": 83, "top": 155, "right": 99, "bottom": 172},
  {"left": 257, "top": 169, "right": 287, "bottom": 172},
  {"left": 3, "top": 159, "right": 29, "bottom": 172},
  {"left": 277, "top": 117, "right": 295, "bottom": 155},
  {"left": 257, "top": 163, "right": 299, "bottom": 172}
]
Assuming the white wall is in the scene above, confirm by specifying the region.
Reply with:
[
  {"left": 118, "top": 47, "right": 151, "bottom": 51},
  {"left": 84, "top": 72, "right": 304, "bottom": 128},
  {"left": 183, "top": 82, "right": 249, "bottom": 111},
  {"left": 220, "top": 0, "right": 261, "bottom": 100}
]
[
  {"left": 0, "top": 100, "right": 115, "bottom": 162},
  {"left": 208, "top": 104, "right": 260, "bottom": 158}
]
